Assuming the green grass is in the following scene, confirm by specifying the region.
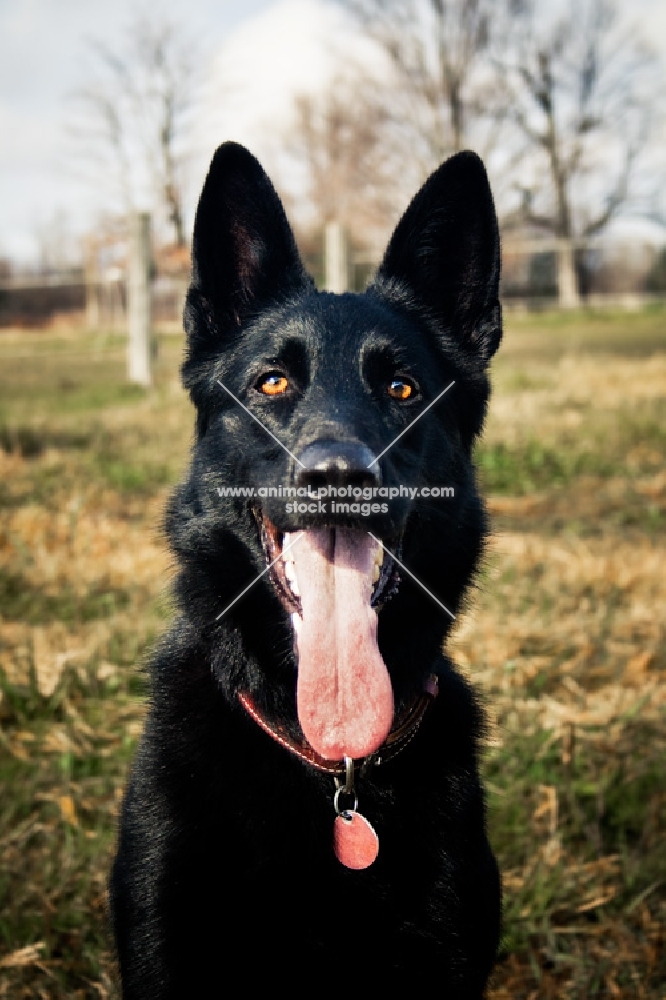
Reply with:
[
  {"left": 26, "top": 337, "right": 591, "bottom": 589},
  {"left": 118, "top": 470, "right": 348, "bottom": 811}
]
[
  {"left": 477, "top": 399, "right": 666, "bottom": 493},
  {"left": 476, "top": 439, "right": 616, "bottom": 493},
  {"left": 0, "top": 570, "right": 132, "bottom": 625},
  {"left": 501, "top": 302, "right": 666, "bottom": 358}
]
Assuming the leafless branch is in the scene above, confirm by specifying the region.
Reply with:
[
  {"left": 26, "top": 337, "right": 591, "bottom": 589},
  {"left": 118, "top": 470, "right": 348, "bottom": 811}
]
[
  {"left": 501, "top": 0, "right": 659, "bottom": 244},
  {"left": 339, "top": 0, "right": 507, "bottom": 167},
  {"left": 67, "top": 15, "right": 202, "bottom": 245}
]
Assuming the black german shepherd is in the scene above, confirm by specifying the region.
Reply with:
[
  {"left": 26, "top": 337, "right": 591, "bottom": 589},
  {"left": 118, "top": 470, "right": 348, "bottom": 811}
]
[{"left": 111, "top": 142, "right": 502, "bottom": 996}]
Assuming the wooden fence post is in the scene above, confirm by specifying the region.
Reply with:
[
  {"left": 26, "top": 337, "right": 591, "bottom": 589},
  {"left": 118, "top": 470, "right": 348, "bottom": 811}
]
[
  {"left": 324, "top": 221, "right": 350, "bottom": 293},
  {"left": 127, "top": 212, "right": 152, "bottom": 386},
  {"left": 84, "top": 237, "right": 100, "bottom": 331}
]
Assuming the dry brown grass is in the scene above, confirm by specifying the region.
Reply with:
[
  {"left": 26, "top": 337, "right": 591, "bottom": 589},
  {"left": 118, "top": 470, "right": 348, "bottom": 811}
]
[{"left": 0, "top": 309, "right": 664, "bottom": 997}]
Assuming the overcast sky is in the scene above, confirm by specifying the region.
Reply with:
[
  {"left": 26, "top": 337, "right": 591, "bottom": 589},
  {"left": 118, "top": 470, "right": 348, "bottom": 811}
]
[
  {"left": 0, "top": 0, "right": 277, "bottom": 260},
  {"left": 0, "top": 0, "right": 664, "bottom": 262}
]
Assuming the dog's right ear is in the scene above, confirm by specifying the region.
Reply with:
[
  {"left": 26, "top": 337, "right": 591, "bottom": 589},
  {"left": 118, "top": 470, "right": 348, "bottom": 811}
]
[
  {"left": 373, "top": 151, "right": 501, "bottom": 364},
  {"left": 186, "top": 142, "right": 311, "bottom": 345}
]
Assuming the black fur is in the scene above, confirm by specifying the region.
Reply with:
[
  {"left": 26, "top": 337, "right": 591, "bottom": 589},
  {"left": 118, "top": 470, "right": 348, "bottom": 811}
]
[{"left": 110, "top": 142, "right": 502, "bottom": 996}]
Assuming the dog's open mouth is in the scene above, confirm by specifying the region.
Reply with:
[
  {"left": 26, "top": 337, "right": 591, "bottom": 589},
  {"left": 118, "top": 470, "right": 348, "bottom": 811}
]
[{"left": 259, "top": 513, "right": 400, "bottom": 761}]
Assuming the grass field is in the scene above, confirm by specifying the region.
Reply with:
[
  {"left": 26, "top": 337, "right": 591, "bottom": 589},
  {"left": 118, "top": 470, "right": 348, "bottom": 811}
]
[{"left": 0, "top": 308, "right": 664, "bottom": 998}]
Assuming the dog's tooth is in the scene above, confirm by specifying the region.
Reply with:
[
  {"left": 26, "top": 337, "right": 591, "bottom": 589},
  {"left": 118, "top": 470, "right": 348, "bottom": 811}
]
[
  {"left": 372, "top": 563, "right": 380, "bottom": 584},
  {"left": 282, "top": 532, "right": 296, "bottom": 564},
  {"left": 284, "top": 560, "right": 300, "bottom": 597}
]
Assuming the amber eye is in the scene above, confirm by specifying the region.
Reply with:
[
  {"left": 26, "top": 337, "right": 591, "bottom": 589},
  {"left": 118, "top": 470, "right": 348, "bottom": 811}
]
[
  {"left": 258, "top": 373, "right": 289, "bottom": 396},
  {"left": 387, "top": 378, "right": 414, "bottom": 401}
]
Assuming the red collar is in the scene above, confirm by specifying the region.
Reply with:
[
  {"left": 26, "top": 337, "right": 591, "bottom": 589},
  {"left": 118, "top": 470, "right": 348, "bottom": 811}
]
[{"left": 238, "top": 675, "right": 438, "bottom": 777}]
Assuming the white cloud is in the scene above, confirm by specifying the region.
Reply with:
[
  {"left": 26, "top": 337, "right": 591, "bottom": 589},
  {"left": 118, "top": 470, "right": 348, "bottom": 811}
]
[{"left": 195, "top": 0, "right": 386, "bottom": 165}]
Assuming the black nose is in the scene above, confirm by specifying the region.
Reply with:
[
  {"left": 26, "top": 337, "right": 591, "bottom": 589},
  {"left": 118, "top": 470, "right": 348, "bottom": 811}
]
[{"left": 295, "top": 440, "right": 381, "bottom": 491}]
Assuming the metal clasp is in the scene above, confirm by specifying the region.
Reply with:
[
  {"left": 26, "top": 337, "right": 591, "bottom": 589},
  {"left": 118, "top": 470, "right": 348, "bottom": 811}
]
[{"left": 333, "top": 756, "right": 357, "bottom": 819}]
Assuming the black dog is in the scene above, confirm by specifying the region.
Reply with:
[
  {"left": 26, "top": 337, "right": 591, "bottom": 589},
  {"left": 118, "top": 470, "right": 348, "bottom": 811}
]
[{"left": 110, "top": 142, "right": 502, "bottom": 996}]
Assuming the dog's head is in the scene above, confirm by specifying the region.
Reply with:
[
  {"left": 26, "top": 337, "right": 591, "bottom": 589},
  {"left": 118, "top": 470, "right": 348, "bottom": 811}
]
[{"left": 173, "top": 142, "right": 501, "bottom": 760}]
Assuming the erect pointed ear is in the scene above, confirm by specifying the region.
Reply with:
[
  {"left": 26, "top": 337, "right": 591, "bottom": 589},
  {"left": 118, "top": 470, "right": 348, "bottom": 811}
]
[
  {"left": 187, "top": 142, "right": 311, "bottom": 342},
  {"left": 374, "top": 151, "right": 501, "bottom": 362}
]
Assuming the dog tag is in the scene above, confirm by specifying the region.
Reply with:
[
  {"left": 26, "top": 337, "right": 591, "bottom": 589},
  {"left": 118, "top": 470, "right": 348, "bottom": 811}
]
[{"left": 333, "top": 811, "right": 379, "bottom": 869}]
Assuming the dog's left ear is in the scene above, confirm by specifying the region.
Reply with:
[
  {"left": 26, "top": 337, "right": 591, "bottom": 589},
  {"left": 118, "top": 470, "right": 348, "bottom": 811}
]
[
  {"left": 187, "top": 142, "right": 311, "bottom": 342},
  {"left": 374, "top": 151, "right": 501, "bottom": 363}
]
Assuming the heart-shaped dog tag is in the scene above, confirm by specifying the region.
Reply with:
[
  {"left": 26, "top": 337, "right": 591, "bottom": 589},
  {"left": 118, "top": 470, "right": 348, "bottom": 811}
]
[{"left": 333, "top": 811, "right": 379, "bottom": 869}]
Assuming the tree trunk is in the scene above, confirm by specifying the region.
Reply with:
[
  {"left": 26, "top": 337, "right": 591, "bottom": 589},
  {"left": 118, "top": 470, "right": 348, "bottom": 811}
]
[{"left": 557, "top": 238, "right": 580, "bottom": 310}]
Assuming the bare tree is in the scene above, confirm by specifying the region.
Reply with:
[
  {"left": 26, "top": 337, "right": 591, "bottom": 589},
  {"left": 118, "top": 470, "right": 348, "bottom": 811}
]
[
  {"left": 499, "top": 0, "right": 658, "bottom": 299},
  {"left": 339, "top": 0, "right": 504, "bottom": 173},
  {"left": 69, "top": 16, "right": 201, "bottom": 246},
  {"left": 279, "top": 2, "right": 507, "bottom": 265},
  {"left": 34, "top": 209, "right": 83, "bottom": 272},
  {"left": 283, "top": 73, "right": 411, "bottom": 254}
]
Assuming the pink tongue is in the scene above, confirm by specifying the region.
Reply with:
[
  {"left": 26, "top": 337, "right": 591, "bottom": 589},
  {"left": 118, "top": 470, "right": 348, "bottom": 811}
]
[{"left": 291, "top": 528, "right": 394, "bottom": 760}]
